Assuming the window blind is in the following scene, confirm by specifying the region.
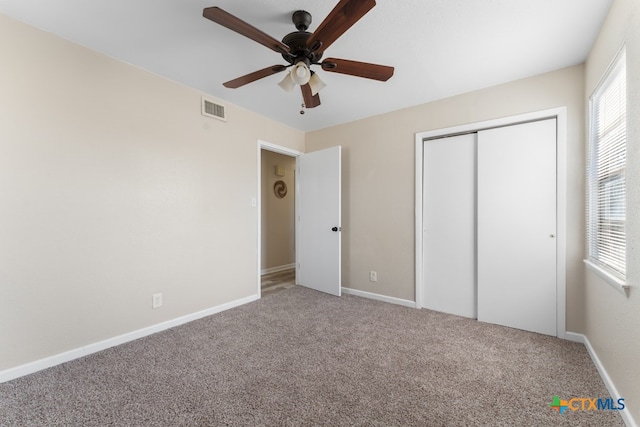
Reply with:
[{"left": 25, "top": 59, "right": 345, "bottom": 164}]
[{"left": 587, "top": 48, "right": 627, "bottom": 279}]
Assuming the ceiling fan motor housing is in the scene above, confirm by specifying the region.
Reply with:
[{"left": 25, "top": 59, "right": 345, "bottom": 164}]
[{"left": 281, "top": 10, "right": 322, "bottom": 65}]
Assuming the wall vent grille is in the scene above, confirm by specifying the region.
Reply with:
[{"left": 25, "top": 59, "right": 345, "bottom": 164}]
[{"left": 201, "top": 97, "right": 226, "bottom": 121}]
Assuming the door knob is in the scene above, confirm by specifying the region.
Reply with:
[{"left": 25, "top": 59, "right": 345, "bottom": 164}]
[
  {"left": 332, "top": 226, "right": 339, "bottom": 232},
  {"left": 550, "top": 234, "right": 556, "bottom": 238}
]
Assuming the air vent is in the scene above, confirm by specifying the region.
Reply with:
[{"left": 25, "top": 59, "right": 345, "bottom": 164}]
[{"left": 201, "top": 97, "right": 226, "bottom": 121}]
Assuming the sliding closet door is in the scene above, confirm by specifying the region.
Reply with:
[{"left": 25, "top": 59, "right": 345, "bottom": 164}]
[
  {"left": 423, "top": 134, "right": 476, "bottom": 318},
  {"left": 477, "top": 119, "right": 557, "bottom": 336}
]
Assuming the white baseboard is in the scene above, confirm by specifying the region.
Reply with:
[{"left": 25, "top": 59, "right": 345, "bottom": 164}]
[
  {"left": 261, "top": 263, "right": 295, "bottom": 275},
  {"left": 342, "top": 287, "right": 416, "bottom": 308},
  {"left": 0, "top": 293, "right": 259, "bottom": 384},
  {"left": 563, "top": 331, "right": 585, "bottom": 343},
  {"left": 568, "top": 332, "right": 636, "bottom": 427}
]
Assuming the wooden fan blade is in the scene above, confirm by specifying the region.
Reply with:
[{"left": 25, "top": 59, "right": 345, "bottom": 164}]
[
  {"left": 223, "top": 65, "right": 287, "bottom": 89},
  {"left": 321, "top": 58, "right": 394, "bottom": 81},
  {"left": 301, "top": 84, "right": 321, "bottom": 108},
  {"left": 203, "top": 7, "right": 290, "bottom": 54},
  {"left": 306, "top": 0, "right": 376, "bottom": 54}
]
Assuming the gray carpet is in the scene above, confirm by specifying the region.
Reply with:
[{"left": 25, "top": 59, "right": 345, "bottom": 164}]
[{"left": 0, "top": 286, "right": 624, "bottom": 426}]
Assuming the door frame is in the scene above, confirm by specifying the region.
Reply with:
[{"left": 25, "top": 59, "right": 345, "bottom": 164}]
[
  {"left": 414, "top": 107, "right": 568, "bottom": 338},
  {"left": 257, "top": 140, "right": 303, "bottom": 298}
]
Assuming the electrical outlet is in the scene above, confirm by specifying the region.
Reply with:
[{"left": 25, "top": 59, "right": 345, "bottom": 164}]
[
  {"left": 152, "top": 293, "right": 163, "bottom": 309},
  {"left": 369, "top": 271, "right": 377, "bottom": 282}
]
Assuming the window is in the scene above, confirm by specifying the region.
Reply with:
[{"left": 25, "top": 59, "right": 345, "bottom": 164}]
[{"left": 586, "top": 47, "right": 627, "bottom": 287}]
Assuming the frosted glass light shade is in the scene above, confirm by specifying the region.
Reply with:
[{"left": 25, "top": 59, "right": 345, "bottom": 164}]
[
  {"left": 291, "top": 62, "right": 311, "bottom": 85},
  {"left": 309, "top": 73, "right": 326, "bottom": 96},
  {"left": 278, "top": 73, "right": 296, "bottom": 92}
]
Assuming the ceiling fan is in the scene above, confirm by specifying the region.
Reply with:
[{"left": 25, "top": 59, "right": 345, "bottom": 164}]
[{"left": 202, "top": 0, "right": 394, "bottom": 110}]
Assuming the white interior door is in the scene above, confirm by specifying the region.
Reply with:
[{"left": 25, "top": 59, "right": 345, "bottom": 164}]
[
  {"left": 297, "top": 146, "right": 341, "bottom": 296},
  {"left": 423, "top": 133, "right": 477, "bottom": 318},
  {"left": 477, "top": 119, "right": 557, "bottom": 336}
]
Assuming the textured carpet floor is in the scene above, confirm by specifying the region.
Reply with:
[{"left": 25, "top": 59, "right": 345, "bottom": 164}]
[{"left": 0, "top": 287, "right": 624, "bottom": 426}]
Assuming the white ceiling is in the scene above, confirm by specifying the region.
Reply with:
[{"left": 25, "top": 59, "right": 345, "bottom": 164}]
[{"left": 0, "top": 0, "right": 612, "bottom": 131}]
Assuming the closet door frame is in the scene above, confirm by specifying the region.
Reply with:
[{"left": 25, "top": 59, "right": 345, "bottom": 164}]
[{"left": 414, "top": 107, "right": 568, "bottom": 338}]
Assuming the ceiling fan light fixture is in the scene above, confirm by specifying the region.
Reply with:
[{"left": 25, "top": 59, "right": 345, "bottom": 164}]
[
  {"left": 291, "top": 61, "right": 311, "bottom": 85},
  {"left": 309, "top": 72, "right": 326, "bottom": 96},
  {"left": 278, "top": 73, "right": 296, "bottom": 92},
  {"left": 205, "top": 2, "right": 395, "bottom": 110}
]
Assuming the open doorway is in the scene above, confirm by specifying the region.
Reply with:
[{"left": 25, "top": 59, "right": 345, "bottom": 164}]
[
  {"left": 258, "top": 140, "right": 342, "bottom": 298},
  {"left": 260, "top": 148, "right": 297, "bottom": 296}
]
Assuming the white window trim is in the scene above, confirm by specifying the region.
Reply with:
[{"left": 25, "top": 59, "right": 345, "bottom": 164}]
[
  {"left": 586, "top": 45, "right": 628, "bottom": 294},
  {"left": 584, "top": 259, "right": 628, "bottom": 295}
]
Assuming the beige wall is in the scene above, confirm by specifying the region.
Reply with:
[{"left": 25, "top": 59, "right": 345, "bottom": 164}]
[
  {"left": 306, "top": 65, "right": 586, "bottom": 329},
  {"left": 261, "top": 150, "right": 296, "bottom": 271},
  {"left": 0, "top": 14, "right": 304, "bottom": 371},
  {"left": 584, "top": 0, "right": 640, "bottom": 423}
]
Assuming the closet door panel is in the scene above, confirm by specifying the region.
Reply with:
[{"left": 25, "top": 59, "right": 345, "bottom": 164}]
[
  {"left": 477, "top": 119, "right": 557, "bottom": 335},
  {"left": 423, "top": 134, "right": 476, "bottom": 318}
]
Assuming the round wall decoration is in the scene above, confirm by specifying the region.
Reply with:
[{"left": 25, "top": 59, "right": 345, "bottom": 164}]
[{"left": 273, "top": 180, "right": 287, "bottom": 198}]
